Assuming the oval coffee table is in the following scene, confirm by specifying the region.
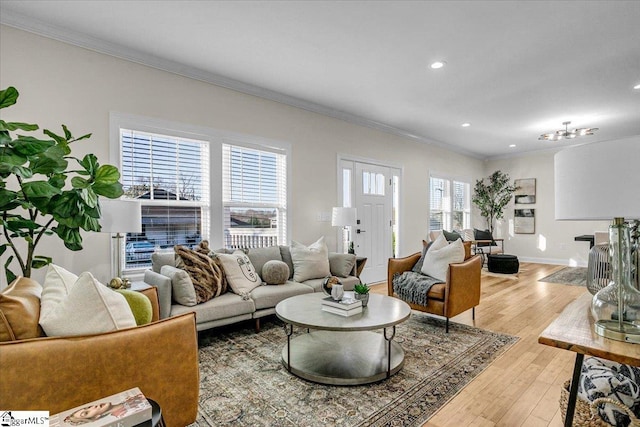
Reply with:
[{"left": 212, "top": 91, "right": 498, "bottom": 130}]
[{"left": 275, "top": 293, "right": 411, "bottom": 385}]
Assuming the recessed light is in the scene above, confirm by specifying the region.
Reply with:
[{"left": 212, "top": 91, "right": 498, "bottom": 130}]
[
  {"left": 634, "top": 83, "right": 640, "bottom": 90},
  {"left": 461, "top": 123, "right": 471, "bottom": 127},
  {"left": 430, "top": 61, "right": 446, "bottom": 69},
  {"left": 509, "top": 144, "right": 516, "bottom": 148}
]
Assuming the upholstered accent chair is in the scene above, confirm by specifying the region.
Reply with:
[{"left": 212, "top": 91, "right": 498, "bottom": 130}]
[{"left": 387, "top": 241, "right": 482, "bottom": 332}]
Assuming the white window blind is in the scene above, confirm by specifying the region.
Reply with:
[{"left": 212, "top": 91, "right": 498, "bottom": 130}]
[
  {"left": 222, "top": 144, "right": 287, "bottom": 249},
  {"left": 120, "top": 129, "right": 210, "bottom": 270},
  {"left": 429, "top": 176, "right": 470, "bottom": 232}
]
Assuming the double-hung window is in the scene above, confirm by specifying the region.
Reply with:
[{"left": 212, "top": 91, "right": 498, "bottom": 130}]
[
  {"left": 120, "top": 129, "right": 210, "bottom": 270},
  {"left": 222, "top": 144, "right": 287, "bottom": 249},
  {"left": 429, "top": 176, "right": 470, "bottom": 232}
]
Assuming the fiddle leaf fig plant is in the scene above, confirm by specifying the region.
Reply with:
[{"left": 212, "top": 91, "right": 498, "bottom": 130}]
[
  {"left": 472, "top": 170, "right": 518, "bottom": 236},
  {"left": 0, "top": 86, "right": 124, "bottom": 283}
]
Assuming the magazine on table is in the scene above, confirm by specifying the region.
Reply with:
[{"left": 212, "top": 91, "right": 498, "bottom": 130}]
[
  {"left": 49, "top": 387, "right": 152, "bottom": 427},
  {"left": 322, "top": 296, "right": 362, "bottom": 310},
  {"left": 322, "top": 305, "right": 363, "bottom": 317}
]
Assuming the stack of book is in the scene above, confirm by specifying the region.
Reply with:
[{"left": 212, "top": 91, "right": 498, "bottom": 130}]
[{"left": 321, "top": 296, "right": 362, "bottom": 317}]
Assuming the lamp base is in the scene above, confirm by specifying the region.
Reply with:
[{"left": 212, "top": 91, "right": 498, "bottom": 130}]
[{"left": 594, "top": 319, "right": 640, "bottom": 344}]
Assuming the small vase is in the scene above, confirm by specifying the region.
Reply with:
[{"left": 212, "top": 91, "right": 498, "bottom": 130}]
[
  {"left": 355, "top": 293, "right": 369, "bottom": 307},
  {"left": 331, "top": 284, "right": 344, "bottom": 301}
]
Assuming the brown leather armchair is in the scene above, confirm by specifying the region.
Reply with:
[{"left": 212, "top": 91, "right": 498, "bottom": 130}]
[
  {"left": 387, "top": 241, "right": 482, "bottom": 332},
  {"left": 0, "top": 280, "right": 199, "bottom": 427}
]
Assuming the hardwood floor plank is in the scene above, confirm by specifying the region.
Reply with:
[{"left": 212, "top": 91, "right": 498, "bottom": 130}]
[{"left": 372, "top": 262, "right": 588, "bottom": 427}]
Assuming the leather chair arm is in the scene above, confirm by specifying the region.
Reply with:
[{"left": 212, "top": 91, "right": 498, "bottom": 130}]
[
  {"left": 387, "top": 252, "right": 421, "bottom": 296},
  {"left": 0, "top": 313, "right": 199, "bottom": 427},
  {"left": 445, "top": 255, "right": 482, "bottom": 318}
]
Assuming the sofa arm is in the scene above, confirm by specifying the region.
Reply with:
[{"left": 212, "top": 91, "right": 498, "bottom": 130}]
[
  {"left": 445, "top": 255, "right": 482, "bottom": 318},
  {"left": 387, "top": 252, "right": 421, "bottom": 296},
  {"left": 0, "top": 312, "right": 199, "bottom": 427},
  {"left": 144, "top": 270, "right": 172, "bottom": 319}
]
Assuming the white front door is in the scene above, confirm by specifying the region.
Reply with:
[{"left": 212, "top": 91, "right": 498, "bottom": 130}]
[{"left": 354, "top": 162, "right": 393, "bottom": 284}]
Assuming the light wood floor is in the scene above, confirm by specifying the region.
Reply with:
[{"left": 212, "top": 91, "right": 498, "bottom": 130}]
[{"left": 370, "top": 262, "right": 586, "bottom": 427}]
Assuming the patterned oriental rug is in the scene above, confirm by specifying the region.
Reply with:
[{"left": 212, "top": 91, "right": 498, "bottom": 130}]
[
  {"left": 539, "top": 267, "right": 588, "bottom": 286},
  {"left": 192, "top": 313, "right": 518, "bottom": 426}
]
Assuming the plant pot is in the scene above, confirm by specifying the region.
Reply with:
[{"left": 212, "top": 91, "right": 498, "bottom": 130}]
[{"left": 355, "top": 293, "right": 369, "bottom": 307}]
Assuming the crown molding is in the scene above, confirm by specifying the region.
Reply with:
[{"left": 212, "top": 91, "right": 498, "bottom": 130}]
[{"left": 1, "top": 9, "right": 483, "bottom": 160}]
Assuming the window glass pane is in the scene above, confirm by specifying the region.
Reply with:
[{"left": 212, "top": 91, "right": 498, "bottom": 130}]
[
  {"left": 363, "top": 171, "right": 370, "bottom": 194},
  {"left": 223, "top": 144, "right": 287, "bottom": 248},
  {"left": 376, "top": 173, "right": 385, "bottom": 196},
  {"left": 120, "top": 129, "right": 209, "bottom": 271},
  {"left": 342, "top": 169, "right": 351, "bottom": 207}
]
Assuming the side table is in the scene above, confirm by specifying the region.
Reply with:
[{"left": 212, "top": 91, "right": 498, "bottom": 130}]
[
  {"left": 355, "top": 256, "right": 367, "bottom": 278},
  {"left": 135, "top": 398, "right": 165, "bottom": 427}
]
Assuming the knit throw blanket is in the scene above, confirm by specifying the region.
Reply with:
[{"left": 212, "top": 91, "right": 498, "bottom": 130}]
[{"left": 393, "top": 271, "right": 443, "bottom": 307}]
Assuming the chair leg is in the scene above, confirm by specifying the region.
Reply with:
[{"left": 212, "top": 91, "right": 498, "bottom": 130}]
[
  {"left": 472, "top": 307, "right": 476, "bottom": 320},
  {"left": 254, "top": 318, "right": 260, "bottom": 333},
  {"left": 445, "top": 317, "right": 449, "bottom": 333}
]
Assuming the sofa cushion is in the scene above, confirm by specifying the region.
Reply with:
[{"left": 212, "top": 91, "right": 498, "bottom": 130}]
[
  {"left": 161, "top": 265, "right": 197, "bottom": 306},
  {"left": 217, "top": 250, "right": 262, "bottom": 298},
  {"left": 0, "top": 277, "right": 43, "bottom": 341},
  {"left": 412, "top": 240, "right": 432, "bottom": 273},
  {"left": 290, "top": 237, "right": 331, "bottom": 282},
  {"left": 115, "top": 289, "right": 153, "bottom": 326},
  {"left": 247, "top": 246, "right": 283, "bottom": 280},
  {"left": 41, "top": 263, "right": 78, "bottom": 307},
  {"left": 301, "top": 275, "right": 360, "bottom": 292},
  {"left": 152, "top": 252, "right": 176, "bottom": 273},
  {"left": 250, "top": 282, "right": 313, "bottom": 310},
  {"left": 328, "top": 253, "right": 356, "bottom": 278},
  {"left": 421, "top": 234, "right": 465, "bottom": 282},
  {"left": 279, "top": 246, "right": 295, "bottom": 279},
  {"left": 40, "top": 269, "right": 136, "bottom": 337},
  {"left": 262, "top": 260, "right": 290, "bottom": 285},
  {"left": 171, "top": 292, "right": 255, "bottom": 323},
  {"left": 175, "top": 245, "right": 226, "bottom": 303}
]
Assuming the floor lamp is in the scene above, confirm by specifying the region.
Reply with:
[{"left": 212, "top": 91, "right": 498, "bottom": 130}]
[
  {"left": 555, "top": 136, "right": 640, "bottom": 343},
  {"left": 332, "top": 207, "right": 357, "bottom": 254},
  {"left": 100, "top": 199, "right": 142, "bottom": 279}
]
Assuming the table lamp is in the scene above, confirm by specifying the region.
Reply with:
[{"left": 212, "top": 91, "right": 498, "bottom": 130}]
[
  {"left": 555, "top": 136, "right": 640, "bottom": 343},
  {"left": 100, "top": 199, "right": 142, "bottom": 278},
  {"left": 332, "top": 207, "right": 357, "bottom": 254}
]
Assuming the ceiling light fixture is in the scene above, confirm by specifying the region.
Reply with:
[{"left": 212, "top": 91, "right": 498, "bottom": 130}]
[
  {"left": 430, "top": 61, "right": 446, "bottom": 69},
  {"left": 509, "top": 144, "right": 516, "bottom": 148},
  {"left": 461, "top": 123, "right": 470, "bottom": 127},
  {"left": 634, "top": 83, "right": 640, "bottom": 90},
  {"left": 538, "top": 121, "right": 598, "bottom": 141}
]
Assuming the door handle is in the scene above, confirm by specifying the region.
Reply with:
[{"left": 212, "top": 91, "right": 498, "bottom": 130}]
[{"left": 356, "top": 229, "right": 366, "bottom": 234}]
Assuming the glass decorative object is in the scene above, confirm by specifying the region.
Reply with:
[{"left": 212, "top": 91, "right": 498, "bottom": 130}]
[{"left": 591, "top": 218, "right": 640, "bottom": 343}]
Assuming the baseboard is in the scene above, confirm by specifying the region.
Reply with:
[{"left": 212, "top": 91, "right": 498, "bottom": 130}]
[{"left": 518, "top": 256, "right": 587, "bottom": 268}]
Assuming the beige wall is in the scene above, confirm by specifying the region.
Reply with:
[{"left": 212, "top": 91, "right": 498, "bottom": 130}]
[
  {"left": 0, "top": 25, "right": 485, "bottom": 286},
  {"left": 486, "top": 151, "right": 609, "bottom": 266}
]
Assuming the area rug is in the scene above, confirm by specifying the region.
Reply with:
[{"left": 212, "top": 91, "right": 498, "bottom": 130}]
[
  {"left": 192, "top": 314, "right": 518, "bottom": 426},
  {"left": 539, "top": 266, "right": 588, "bottom": 286}
]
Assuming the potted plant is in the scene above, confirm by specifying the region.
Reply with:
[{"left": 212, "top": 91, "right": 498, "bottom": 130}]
[
  {"left": 472, "top": 170, "right": 518, "bottom": 236},
  {"left": 0, "top": 87, "right": 124, "bottom": 283},
  {"left": 354, "top": 282, "right": 370, "bottom": 307}
]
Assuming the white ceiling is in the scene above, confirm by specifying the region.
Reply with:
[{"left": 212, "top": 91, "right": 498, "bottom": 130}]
[{"left": 1, "top": 0, "right": 639, "bottom": 159}]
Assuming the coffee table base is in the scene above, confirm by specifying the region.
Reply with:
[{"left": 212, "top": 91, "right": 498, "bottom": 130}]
[{"left": 281, "top": 330, "right": 404, "bottom": 385}]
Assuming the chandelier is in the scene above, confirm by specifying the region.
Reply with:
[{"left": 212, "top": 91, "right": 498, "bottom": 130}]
[{"left": 539, "top": 121, "right": 598, "bottom": 141}]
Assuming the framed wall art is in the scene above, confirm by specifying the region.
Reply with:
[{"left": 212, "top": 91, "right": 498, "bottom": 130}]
[
  {"left": 514, "top": 208, "right": 535, "bottom": 234},
  {"left": 514, "top": 178, "right": 536, "bottom": 204}
]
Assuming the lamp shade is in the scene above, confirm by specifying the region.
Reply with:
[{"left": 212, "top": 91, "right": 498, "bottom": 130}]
[
  {"left": 554, "top": 136, "right": 640, "bottom": 220},
  {"left": 331, "top": 207, "right": 357, "bottom": 227},
  {"left": 100, "top": 199, "right": 142, "bottom": 233}
]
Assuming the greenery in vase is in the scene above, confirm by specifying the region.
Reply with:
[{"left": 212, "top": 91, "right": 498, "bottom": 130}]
[
  {"left": 472, "top": 170, "right": 518, "bottom": 236},
  {"left": 0, "top": 87, "right": 124, "bottom": 283},
  {"left": 354, "top": 283, "right": 370, "bottom": 294}
]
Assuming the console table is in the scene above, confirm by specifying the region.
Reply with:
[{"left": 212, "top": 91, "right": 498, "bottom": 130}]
[{"left": 538, "top": 293, "right": 640, "bottom": 426}]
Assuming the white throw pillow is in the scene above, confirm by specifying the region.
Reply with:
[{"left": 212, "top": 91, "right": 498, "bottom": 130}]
[
  {"left": 39, "top": 266, "right": 136, "bottom": 337},
  {"left": 217, "top": 250, "right": 262, "bottom": 298},
  {"left": 421, "top": 234, "right": 465, "bottom": 282},
  {"left": 161, "top": 265, "right": 197, "bottom": 306},
  {"left": 290, "top": 237, "right": 331, "bottom": 282}
]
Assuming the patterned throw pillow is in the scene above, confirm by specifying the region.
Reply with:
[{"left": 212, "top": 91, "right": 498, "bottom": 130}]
[
  {"left": 290, "top": 237, "right": 331, "bottom": 282},
  {"left": 578, "top": 357, "right": 640, "bottom": 426},
  {"left": 174, "top": 245, "right": 227, "bottom": 303},
  {"left": 216, "top": 250, "right": 263, "bottom": 298}
]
